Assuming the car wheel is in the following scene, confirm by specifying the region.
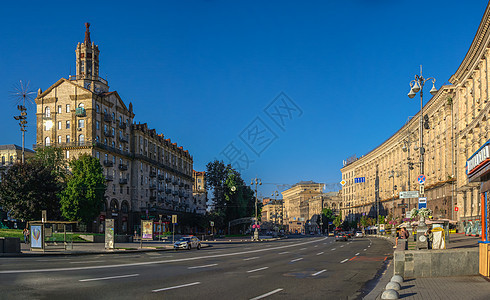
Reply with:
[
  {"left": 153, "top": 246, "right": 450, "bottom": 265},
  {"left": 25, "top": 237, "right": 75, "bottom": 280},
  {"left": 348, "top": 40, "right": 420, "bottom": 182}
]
[
  {"left": 197, "top": 244, "right": 201, "bottom": 250},
  {"left": 188, "top": 244, "right": 191, "bottom": 250}
]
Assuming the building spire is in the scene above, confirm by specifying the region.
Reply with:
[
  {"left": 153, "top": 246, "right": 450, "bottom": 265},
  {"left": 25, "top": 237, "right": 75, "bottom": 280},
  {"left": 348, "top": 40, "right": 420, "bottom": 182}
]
[{"left": 84, "top": 22, "right": 91, "bottom": 44}]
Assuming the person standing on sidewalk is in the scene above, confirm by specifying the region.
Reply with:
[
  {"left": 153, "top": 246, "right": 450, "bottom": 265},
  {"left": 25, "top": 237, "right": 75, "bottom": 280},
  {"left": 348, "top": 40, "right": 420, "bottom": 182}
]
[
  {"left": 23, "top": 228, "right": 29, "bottom": 244},
  {"left": 395, "top": 227, "right": 410, "bottom": 249}
]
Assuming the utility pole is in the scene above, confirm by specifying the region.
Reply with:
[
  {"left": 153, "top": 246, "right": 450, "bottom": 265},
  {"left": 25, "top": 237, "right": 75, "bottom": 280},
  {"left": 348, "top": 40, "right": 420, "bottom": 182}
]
[{"left": 251, "top": 178, "right": 261, "bottom": 241}]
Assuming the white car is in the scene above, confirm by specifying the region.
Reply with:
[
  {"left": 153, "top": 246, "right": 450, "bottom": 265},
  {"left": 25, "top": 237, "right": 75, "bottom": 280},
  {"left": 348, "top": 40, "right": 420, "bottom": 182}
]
[
  {"left": 173, "top": 236, "right": 201, "bottom": 250},
  {"left": 355, "top": 231, "right": 364, "bottom": 237}
]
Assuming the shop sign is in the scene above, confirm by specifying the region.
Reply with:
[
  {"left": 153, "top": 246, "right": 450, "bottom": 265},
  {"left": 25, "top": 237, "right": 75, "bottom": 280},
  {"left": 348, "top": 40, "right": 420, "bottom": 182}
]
[{"left": 467, "top": 140, "right": 490, "bottom": 175}]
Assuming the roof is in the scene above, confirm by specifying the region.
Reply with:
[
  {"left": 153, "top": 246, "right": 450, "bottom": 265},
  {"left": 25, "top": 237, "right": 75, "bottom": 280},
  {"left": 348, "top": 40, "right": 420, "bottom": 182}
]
[
  {"left": 0, "top": 144, "right": 35, "bottom": 153},
  {"left": 292, "top": 180, "right": 320, "bottom": 187}
]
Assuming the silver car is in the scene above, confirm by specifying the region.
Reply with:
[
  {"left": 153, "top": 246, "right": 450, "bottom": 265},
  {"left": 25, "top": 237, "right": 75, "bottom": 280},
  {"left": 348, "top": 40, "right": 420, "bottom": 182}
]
[{"left": 173, "top": 236, "right": 201, "bottom": 250}]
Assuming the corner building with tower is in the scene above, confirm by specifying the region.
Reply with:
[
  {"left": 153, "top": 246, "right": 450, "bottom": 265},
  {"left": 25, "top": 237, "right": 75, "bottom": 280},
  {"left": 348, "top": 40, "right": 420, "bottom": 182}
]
[
  {"left": 34, "top": 23, "right": 205, "bottom": 234},
  {"left": 340, "top": 3, "right": 490, "bottom": 232}
]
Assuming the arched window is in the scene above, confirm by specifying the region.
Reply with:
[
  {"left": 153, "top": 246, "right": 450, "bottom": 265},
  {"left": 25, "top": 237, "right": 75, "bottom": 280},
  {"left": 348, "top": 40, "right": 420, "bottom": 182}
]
[
  {"left": 78, "top": 103, "right": 84, "bottom": 108},
  {"left": 96, "top": 135, "right": 99, "bottom": 142},
  {"left": 45, "top": 107, "right": 51, "bottom": 118},
  {"left": 121, "top": 201, "right": 129, "bottom": 214},
  {"left": 45, "top": 136, "right": 51, "bottom": 146},
  {"left": 79, "top": 134, "right": 85, "bottom": 145},
  {"left": 110, "top": 199, "right": 119, "bottom": 212}
]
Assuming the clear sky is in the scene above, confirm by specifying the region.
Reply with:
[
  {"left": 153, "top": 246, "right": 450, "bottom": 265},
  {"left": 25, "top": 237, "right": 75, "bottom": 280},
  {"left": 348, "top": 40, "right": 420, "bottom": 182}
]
[{"left": 0, "top": 1, "right": 487, "bottom": 198}]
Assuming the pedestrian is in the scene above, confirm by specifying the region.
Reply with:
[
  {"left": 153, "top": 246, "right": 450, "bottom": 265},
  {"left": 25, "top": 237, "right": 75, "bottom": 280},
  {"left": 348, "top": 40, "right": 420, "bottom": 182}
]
[
  {"left": 395, "top": 227, "right": 409, "bottom": 249},
  {"left": 425, "top": 228, "right": 433, "bottom": 249},
  {"left": 23, "top": 228, "right": 29, "bottom": 244}
]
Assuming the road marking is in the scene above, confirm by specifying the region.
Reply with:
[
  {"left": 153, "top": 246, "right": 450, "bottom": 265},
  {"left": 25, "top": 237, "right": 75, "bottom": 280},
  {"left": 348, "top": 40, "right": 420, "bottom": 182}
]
[
  {"left": 250, "top": 288, "right": 283, "bottom": 300},
  {"left": 311, "top": 269, "right": 327, "bottom": 276},
  {"left": 300, "top": 248, "right": 307, "bottom": 250},
  {"left": 188, "top": 264, "right": 217, "bottom": 269},
  {"left": 340, "top": 245, "right": 344, "bottom": 248},
  {"left": 247, "top": 267, "right": 269, "bottom": 273},
  {"left": 331, "top": 248, "right": 336, "bottom": 251},
  {"left": 37, "top": 259, "right": 70, "bottom": 262},
  {"left": 363, "top": 249, "right": 367, "bottom": 251},
  {"left": 314, "top": 245, "right": 318, "bottom": 248},
  {"left": 79, "top": 274, "right": 139, "bottom": 282},
  {"left": 152, "top": 282, "right": 201, "bottom": 292},
  {"left": 0, "top": 237, "right": 328, "bottom": 274},
  {"left": 279, "top": 251, "right": 289, "bottom": 255},
  {"left": 316, "top": 252, "right": 324, "bottom": 255},
  {"left": 340, "top": 259, "right": 349, "bottom": 264},
  {"left": 243, "top": 257, "right": 260, "bottom": 261},
  {"left": 368, "top": 245, "right": 371, "bottom": 248},
  {"left": 290, "top": 258, "right": 303, "bottom": 263},
  {"left": 355, "top": 253, "right": 360, "bottom": 256},
  {"left": 70, "top": 260, "right": 105, "bottom": 264}
]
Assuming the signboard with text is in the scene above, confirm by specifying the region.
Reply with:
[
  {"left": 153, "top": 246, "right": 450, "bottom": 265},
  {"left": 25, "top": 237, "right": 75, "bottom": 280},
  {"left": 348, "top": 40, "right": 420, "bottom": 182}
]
[
  {"left": 418, "top": 197, "right": 427, "bottom": 209},
  {"left": 400, "top": 191, "right": 419, "bottom": 199},
  {"left": 142, "top": 220, "right": 153, "bottom": 240},
  {"left": 105, "top": 219, "right": 114, "bottom": 249}
]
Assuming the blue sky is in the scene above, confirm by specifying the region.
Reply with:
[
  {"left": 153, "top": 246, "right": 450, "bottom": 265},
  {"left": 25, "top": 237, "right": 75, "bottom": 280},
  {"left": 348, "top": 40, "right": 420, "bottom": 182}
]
[{"left": 0, "top": 1, "right": 487, "bottom": 198}]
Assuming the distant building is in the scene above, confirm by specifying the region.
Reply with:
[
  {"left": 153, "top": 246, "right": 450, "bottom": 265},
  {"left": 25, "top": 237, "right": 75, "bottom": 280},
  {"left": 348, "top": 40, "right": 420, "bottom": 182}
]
[
  {"left": 192, "top": 170, "right": 207, "bottom": 214},
  {"left": 282, "top": 181, "right": 324, "bottom": 233},
  {"left": 0, "top": 144, "right": 36, "bottom": 177},
  {"left": 34, "top": 23, "right": 195, "bottom": 233}
]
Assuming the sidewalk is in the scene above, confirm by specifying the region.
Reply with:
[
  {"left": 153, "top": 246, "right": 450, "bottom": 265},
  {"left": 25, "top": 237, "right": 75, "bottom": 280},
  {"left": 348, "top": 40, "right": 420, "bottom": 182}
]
[{"left": 363, "top": 234, "right": 489, "bottom": 299}]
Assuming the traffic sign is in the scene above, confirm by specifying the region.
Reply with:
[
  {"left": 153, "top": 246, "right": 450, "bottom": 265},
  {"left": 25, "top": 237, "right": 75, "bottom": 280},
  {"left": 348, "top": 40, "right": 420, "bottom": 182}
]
[
  {"left": 455, "top": 207, "right": 459, "bottom": 212},
  {"left": 417, "top": 174, "right": 426, "bottom": 184},
  {"left": 400, "top": 191, "right": 419, "bottom": 198},
  {"left": 419, "top": 184, "right": 425, "bottom": 195},
  {"left": 172, "top": 214, "right": 177, "bottom": 224},
  {"left": 340, "top": 180, "right": 346, "bottom": 186},
  {"left": 418, "top": 197, "right": 427, "bottom": 209},
  {"left": 354, "top": 177, "right": 365, "bottom": 183}
]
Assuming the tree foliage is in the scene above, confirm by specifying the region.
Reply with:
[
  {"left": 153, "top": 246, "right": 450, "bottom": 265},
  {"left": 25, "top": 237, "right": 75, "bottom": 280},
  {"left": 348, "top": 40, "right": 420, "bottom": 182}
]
[
  {"left": 333, "top": 211, "right": 343, "bottom": 228},
  {"left": 0, "top": 160, "right": 62, "bottom": 221},
  {"left": 205, "top": 160, "right": 255, "bottom": 228},
  {"left": 59, "top": 154, "right": 106, "bottom": 225},
  {"left": 32, "top": 146, "right": 67, "bottom": 181}
]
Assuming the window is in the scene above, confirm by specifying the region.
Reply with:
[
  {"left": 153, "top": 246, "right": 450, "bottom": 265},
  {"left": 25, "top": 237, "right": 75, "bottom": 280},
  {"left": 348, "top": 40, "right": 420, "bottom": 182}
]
[
  {"left": 79, "top": 134, "right": 85, "bottom": 145},
  {"left": 96, "top": 121, "right": 100, "bottom": 130},
  {"left": 96, "top": 152, "right": 100, "bottom": 159},
  {"left": 66, "top": 121, "right": 70, "bottom": 129},
  {"left": 66, "top": 150, "right": 70, "bottom": 159},
  {"left": 45, "top": 107, "right": 51, "bottom": 118},
  {"left": 66, "top": 135, "right": 70, "bottom": 143},
  {"left": 104, "top": 124, "right": 108, "bottom": 132},
  {"left": 112, "top": 141, "right": 115, "bottom": 148},
  {"left": 112, "top": 112, "right": 115, "bottom": 121},
  {"left": 104, "top": 138, "right": 107, "bottom": 145},
  {"left": 96, "top": 135, "right": 99, "bottom": 142},
  {"left": 58, "top": 136, "right": 62, "bottom": 144},
  {"left": 78, "top": 119, "right": 85, "bottom": 128},
  {"left": 57, "top": 105, "right": 62, "bottom": 114},
  {"left": 58, "top": 121, "right": 62, "bottom": 130},
  {"left": 66, "top": 104, "right": 70, "bottom": 113},
  {"left": 112, "top": 155, "right": 116, "bottom": 164},
  {"left": 78, "top": 103, "right": 84, "bottom": 108},
  {"left": 111, "top": 128, "right": 115, "bottom": 136},
  {"left": 45, "top": 136, "right": 51, "bottom": 146},
  {"left": 96, "top": 104, "right": 100, "bottom": 113},
  {"left": 105, "top": 153, "right": 108, "bottom": 161}
]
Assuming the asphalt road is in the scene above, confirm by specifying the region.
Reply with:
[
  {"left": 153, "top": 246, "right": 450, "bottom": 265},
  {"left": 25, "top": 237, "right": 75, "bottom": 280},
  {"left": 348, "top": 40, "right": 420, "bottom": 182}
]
[{"left": 0, "top": 236, "right": 392, "bottom": 300}]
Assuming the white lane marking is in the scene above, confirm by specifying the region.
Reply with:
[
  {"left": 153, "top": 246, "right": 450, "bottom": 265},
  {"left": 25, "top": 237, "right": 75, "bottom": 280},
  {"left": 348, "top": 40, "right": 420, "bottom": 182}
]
[
  {"left": 300, "top": 248, "right": 307, "bottom": 250},
  {"left": 290, "top": 258, "right": 303, "bottom": 263},
  {"left": 340, "top": 245, "right": 344, "bottom": 248},
  {"left": 247, "top": 267, "right": 269, "bottom": 273},
  {"left": 331, "top": 248, "right": 336, "bottom": 251},
  {"left": 363, "top": 249, "right": 367, "bottom": 251},
  {"left": 340, "top": 259, "right": 349, "bottom": 264},
  {"left": 314, "top": 245, "right": 318, "bottom": 248},
  {"left": 70, "top": 260, "right": 105, "bottom": 264},
  {"left": 316, "top": 252, "right": 324, "bottom": 255},
  {"left": 279, "top": 251, "right": 289, "bottom": 255},
  {"left": 243, "top": 257, "right": 260, "bottom": 261},
  {"left": 312, "top": 269, "right": 327, "bottom": 276},
  {"left": 152, "top": 282, "right": 201, "bottom": 292},
  {"left": 37, "top": 259, "right": 70, "bottom": 262},
  {"left": 0, "top": 237, "right": 328, "bottom": 274},
  {"left": 250, "top": 288, "right": 283, "bottom": 300},
  {"left": 188, "top": 264, "right": 217, "bottom": 269},
  {"left": 368, "top": 245, "right": 371, "bottom": 248},
  {"left": 355, "top": 253, "right": 360, "bottom": 256},
  {"left": 79, "top": 274, "right": 139, "bottom": 282}
]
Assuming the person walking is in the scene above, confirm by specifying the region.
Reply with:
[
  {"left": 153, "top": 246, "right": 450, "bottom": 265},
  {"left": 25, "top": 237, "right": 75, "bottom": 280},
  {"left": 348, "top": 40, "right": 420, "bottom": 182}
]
[{"left": 23, "top": 228, "right": 29, "bottom": 244}]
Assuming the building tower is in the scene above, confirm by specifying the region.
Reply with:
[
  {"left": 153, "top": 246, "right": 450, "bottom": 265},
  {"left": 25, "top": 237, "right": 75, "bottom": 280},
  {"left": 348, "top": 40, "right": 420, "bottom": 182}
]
[{"left": 73, "top": 22, "right": 108, "bottom": 93}]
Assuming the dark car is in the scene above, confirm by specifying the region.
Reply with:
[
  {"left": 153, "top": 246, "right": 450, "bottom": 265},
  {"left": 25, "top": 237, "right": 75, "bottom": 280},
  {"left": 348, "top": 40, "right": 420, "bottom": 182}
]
[{"left": 335, "top": 232, "right": 348, "bottom": 242}]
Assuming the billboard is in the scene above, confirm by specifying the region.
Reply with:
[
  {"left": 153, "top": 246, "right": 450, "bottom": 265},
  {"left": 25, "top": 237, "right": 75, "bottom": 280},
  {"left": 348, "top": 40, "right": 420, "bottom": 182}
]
[{"left": 142, "top": 220, "right": 153, "bottom": 240}]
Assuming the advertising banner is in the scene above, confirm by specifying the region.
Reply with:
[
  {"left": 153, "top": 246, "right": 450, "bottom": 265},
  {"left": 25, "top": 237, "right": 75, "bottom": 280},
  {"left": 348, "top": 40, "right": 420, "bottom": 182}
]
[
  {"left": 30, "top": 225, "right": 43, "bottom": 249},
  {"left": 142, "top": 220, "right": 153, "bottom": 240},
  {"left": 105, "top": 219, "right": 114, "bottom": 249}
]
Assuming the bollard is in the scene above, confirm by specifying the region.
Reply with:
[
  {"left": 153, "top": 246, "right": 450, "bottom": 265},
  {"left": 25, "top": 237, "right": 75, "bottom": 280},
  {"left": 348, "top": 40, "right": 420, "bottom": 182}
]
[
  {"left": 385, "top": 281, "right": 401, "bottom": 291},
  {"left": 381, "top": 289, "right": 399, "bottom": 299},
  {"left": 391, "top": 275, "right": 404, "bottom": 284}
]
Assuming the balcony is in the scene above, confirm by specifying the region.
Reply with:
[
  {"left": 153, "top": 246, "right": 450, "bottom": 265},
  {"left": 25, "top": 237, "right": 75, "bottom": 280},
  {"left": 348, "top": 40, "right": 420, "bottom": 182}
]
[
  {"left": 119, "top": 178, "right": 128, "bottom": 185},
  {"left": 104, "top": 130, "right": 114, "bottom": 138},
  {"left": 172, "top": 191, "right": 178, "bottom": 196},
  {"left": 165, "top": 178, "right": 172, "bottom": 183},
  {"left": 165, "top": 189, "right": 172, "bottom": 194},
  {"left": 149, "top": 195, "right": 157, "bottom": 202},
  {"left": 105, "top": 175, "right": 113, "bottom": 181},
  {"left": 149, "top": 183, "right": 157, "bottom": 190},
  {"left": 179, "top": 182, "right": 184, "bottom": 187},
  {"left": 149, "top": 171, "right": 157, "bottom": 178},
  {"left": 179, "top": 191, "right": 185, "bottom": 197},
  {"left": 118, "top": 163, "right": 128, "bottom": 171},
  {"left": 157, "top": 174, "right": 165, "bottom": 180},
  {"left": 104, "top": 113, "right": 112, "bottom": 122},
  {"left": 173, "top": 180, "right": 179, "bottom": 185},
  {"left": 118, "top": 121, "right": 127, "bottom": 130},
  {"left": 158, "top": 186, "right": 164, "bottom": 192},
  {"left": 75, "top": 107, "right": 86, "bottom": 117},
  {"left": 119, "top": 135, "right": 128, "bottom": 143},
  {"left": 103, "top": 160, "right": 113, "bottom": 167}
]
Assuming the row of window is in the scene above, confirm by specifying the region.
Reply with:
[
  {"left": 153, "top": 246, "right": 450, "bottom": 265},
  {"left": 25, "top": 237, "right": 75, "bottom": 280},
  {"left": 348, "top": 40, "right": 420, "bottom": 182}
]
[
  {"left": 45, "top": 134, "right": 85, "bottom": 146},
  {"left": 45, "top": 103, "right": 85, "bottom": 118}
]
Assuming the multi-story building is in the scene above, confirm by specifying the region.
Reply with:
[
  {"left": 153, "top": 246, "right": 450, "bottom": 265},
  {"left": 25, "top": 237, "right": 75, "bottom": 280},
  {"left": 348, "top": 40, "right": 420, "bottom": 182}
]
[
  {"left": 282, "top": 181, "right": 324, "bottom": 233},
  {"left": 34, "top": 23, "right": 195, "bottom": 234},
  {"left": 340, "top": 3, "right": 490, "bottom": 230},
  {"left": 192, "top": 170, "right": 207, "bottom": 214},
  {"left": 261, "top": 197, "right": 283, "bottom": 225}
]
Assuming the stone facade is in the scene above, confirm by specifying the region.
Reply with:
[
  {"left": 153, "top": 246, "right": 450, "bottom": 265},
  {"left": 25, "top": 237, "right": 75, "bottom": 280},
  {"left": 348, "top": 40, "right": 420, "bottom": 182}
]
[
  {"left": 34, "top": 24, "right": 199, "bottom": 234},
  {"left": 192, "top": 170, "right": 207, "bottom": 215},
  {"left": 340, "top": 3, "right": 490, "bottom": 225}
]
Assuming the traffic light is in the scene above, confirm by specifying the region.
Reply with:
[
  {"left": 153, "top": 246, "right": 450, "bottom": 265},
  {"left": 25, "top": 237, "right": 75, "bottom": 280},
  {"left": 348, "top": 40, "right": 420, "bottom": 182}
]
[{"left": 423, "top": 114, "right": 430, "bottom": 129}]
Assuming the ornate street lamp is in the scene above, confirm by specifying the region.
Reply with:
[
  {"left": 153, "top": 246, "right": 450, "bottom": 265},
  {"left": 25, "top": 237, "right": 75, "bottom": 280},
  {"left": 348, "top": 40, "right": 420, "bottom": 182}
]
[{"left": 251, "top": 178, "right": 262, "bottom": 241}]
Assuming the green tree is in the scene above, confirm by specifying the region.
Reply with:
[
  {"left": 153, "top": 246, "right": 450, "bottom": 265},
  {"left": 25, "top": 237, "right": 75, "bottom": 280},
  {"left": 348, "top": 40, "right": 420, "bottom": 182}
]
[
  {"left": 32, "top": 146, "right": 67, "bottom": 181},
  {"left": 333, "top": 211, "right": 343, "bottom": 228},
  {"left": 0, "top": 160, "right": 62, "bottom": 221},
  {"left": 59, "top": 154, "right": 106, "bottom": 225},
  {"left": 321, "top": 208, "right": 335, "bottom": 232}
]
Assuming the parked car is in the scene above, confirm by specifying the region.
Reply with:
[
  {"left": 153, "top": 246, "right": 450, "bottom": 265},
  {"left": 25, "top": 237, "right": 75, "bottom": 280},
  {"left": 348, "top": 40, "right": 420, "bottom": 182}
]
[
  {"left": 174, "top": 236, "right": 201, "bottom": 250},
  {"left": 335, "top": 232, "right": 348, "bottom": 242},
  {"left": 355, "top": 231, "right": 364, "bottom": 237}
]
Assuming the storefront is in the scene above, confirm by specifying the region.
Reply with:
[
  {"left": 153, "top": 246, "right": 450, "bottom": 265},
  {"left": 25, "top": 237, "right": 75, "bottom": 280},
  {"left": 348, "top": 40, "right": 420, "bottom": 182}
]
[{"left": 466, "top": 139, "right": 490, "bottom": 277}]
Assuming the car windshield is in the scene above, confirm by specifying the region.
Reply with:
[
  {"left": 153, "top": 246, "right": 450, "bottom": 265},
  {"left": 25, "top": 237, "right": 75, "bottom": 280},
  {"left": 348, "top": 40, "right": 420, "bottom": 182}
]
[{"left": 179, "top": 237, "right": 191, "bottom": 242}]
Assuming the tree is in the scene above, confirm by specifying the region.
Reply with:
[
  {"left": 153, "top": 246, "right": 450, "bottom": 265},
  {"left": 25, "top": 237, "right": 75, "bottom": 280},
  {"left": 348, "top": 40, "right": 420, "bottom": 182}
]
[
  {"left": 0, "top": 160, "right": 62, "bottom": 221},
  {"left": 333, "top": 211, "right": 343, "bottom": 229},
  {"left": 321, "top": 208, "right": 335, "bottom": 233},
  {"left": 32, "top": 146, "right": 67, "bottom": 181},
  {"left": 59, "top": 154, "right": 106, "bottom": 225}
]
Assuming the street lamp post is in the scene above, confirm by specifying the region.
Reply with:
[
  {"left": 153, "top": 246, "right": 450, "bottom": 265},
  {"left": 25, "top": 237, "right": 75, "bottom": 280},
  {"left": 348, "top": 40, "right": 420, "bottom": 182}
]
[
  {"left": 408, "top": 66, "right": 438, "bottom": 187},
  {"left": 13, "top": 105, "right": 27, "bottom": 164},
  {"left": 389, "top": 170, "right": 398, "bottom": 235},
  {"left": 402, "top": 135, "right": 415, "bottom": 212},
  {"left": 251, "top": 178, "right": 262, "bottom": 241},
  {"left": 271, "top": 191, "right": 279, "bottom": 231}
]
